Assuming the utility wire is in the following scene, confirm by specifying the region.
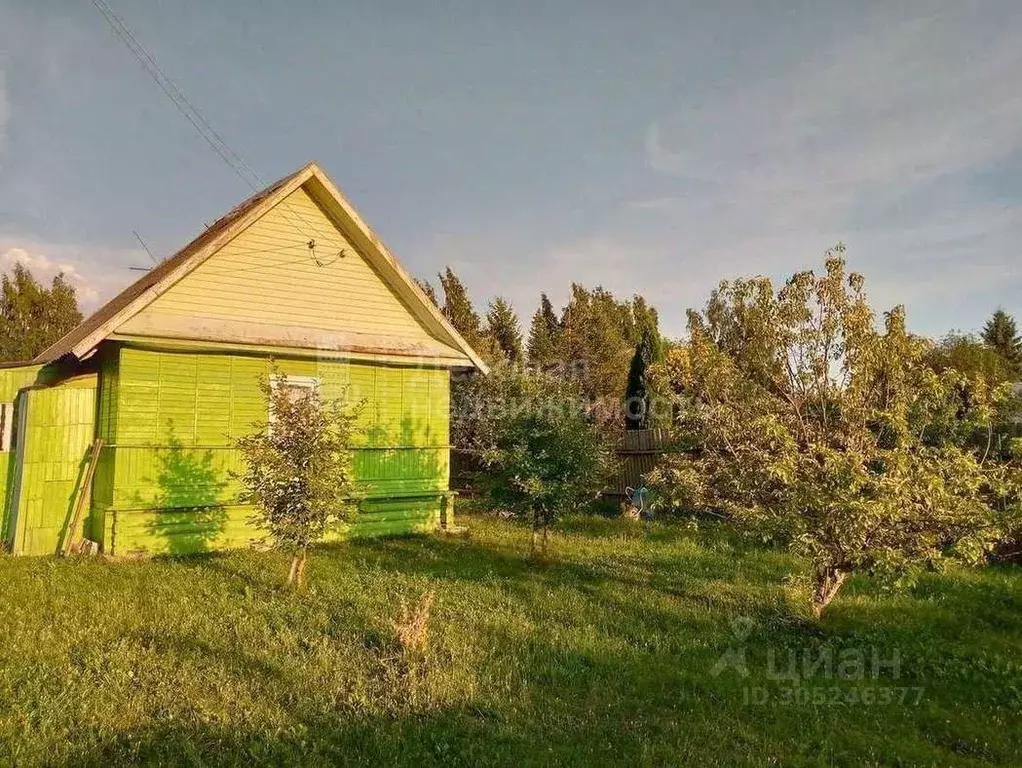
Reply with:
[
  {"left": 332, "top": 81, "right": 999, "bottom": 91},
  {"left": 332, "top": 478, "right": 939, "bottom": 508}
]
[
  {"left": 90, "top": 0, "right": 257, "bottom": 188},
  {"left": 90, "top": 0, "right": 343, "bottom": 267}
]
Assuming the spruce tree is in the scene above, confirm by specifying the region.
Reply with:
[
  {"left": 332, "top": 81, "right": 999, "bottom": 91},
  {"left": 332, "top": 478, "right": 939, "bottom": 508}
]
[
  {"left": 438, "top": 267, "right": 484, "bottom": 347},
  {"left": 414, "top": 278, "right": 439, "bottom": 307},
  {"left": 485, "top": 297, "right": 523, "bottom": 363},
  {"left": 526, "top": 293, "right": 560, "bottom": 367},
  {"left": 982, "top": 309, "right": 1022, "bottom": 374}
]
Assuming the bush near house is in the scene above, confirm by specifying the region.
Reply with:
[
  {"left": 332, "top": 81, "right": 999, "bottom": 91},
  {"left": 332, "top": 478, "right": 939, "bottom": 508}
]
[
  {"left": 235, "top": 369, "right": 363, "bottom": 586},
  {"left": 455, "top": 365, "right": 616, "bottom": 554}
]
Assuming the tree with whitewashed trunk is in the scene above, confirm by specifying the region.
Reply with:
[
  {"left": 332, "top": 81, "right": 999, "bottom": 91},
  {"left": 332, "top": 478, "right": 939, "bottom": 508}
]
[
  {"left": 649, "top": 247, "right": 1022, "bottom": 617},
  {"left": 235, "top": 369, "right": 363, "bottom": 587}
]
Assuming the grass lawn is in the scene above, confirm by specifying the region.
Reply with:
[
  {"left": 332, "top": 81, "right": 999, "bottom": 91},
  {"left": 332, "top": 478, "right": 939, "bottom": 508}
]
[{"left": 0, "top": 513, "right": 1019, "bottom": 766}]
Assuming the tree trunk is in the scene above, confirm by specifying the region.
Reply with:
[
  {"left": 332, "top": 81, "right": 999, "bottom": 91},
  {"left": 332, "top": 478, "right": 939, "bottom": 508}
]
[
  {"left": 296, "top": 548, "right": 308, "bottom": 588},
  {"left": 286, "top": 547, "right": 308, "bottom": 588},
  {"left": 530, "top": 509, "right": 551, "bottom": 558},
  {"left": 811, "top": 565, "right": 848, "bottom": 618}
]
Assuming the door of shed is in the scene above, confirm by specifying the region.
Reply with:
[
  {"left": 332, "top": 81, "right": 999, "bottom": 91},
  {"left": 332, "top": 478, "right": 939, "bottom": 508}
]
[{"left": 6, "top": 377, "right": 97, "bottom": 556}]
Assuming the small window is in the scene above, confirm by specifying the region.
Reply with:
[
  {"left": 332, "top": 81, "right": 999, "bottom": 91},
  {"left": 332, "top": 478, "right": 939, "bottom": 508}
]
[
  {"left": 268, "top": 376, "right": 319, "bottom": 432},
  {"left": 0, "top": 403, "right": 14, "bottom": 452}
]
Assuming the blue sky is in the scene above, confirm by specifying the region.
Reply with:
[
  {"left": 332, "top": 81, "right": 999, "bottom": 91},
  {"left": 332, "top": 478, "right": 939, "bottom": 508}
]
[{"left": 0, "top": 0, "right": 1020, "bottom": 339}]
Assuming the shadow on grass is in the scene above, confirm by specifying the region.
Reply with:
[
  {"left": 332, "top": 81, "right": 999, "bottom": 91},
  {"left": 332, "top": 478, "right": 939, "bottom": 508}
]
[
  {"left": 339, "top": 521, "right": 799, "bottom": 630},
  {"left": 23, "top": 513, "right": 1022, "bottom": 767},
  {"left": 64, "top": 708, "right": 522, "bottom": 767},
  {"left": 345, "top": 533, "right": 532, "bottom": 584}
]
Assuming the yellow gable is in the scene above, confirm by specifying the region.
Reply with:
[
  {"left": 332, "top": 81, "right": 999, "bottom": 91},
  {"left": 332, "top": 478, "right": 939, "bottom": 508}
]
[{"left": 115, "top": 186, "right": 468, "bottom": 362}]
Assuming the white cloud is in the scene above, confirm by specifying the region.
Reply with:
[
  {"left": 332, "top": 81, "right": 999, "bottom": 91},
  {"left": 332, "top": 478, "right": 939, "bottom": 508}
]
[
  {"left": 624, "top": 3, "right": 1022, "bottom": 336},
  {"left": 0, "top": 239, "right": 141, "bottom": 309},
  {"left": 2, "top": 246, "right": 98, "bottom": 303}
]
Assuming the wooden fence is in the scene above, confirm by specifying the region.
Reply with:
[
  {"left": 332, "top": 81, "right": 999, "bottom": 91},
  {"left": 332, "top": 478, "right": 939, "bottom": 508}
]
[
  {"left": 451, "top": 428, "right": 676, "bottom": 499},
  {"left": 606, "top": 428, "right": 672, "bottom": 498}
]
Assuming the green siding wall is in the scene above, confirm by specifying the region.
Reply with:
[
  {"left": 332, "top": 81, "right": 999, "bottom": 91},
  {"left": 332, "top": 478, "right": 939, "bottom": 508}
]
[
  {"left": 0, "top": 365, "right": 47, "bottom": 400},
  {"left": 6, "top": 376, "right": 97, "bottom": 556},
  {"left": 100, "top": 345, "right": 452, "bottom": 555},
  {"left": 0, "top": 364, "right": 50, "bottom": 543}
]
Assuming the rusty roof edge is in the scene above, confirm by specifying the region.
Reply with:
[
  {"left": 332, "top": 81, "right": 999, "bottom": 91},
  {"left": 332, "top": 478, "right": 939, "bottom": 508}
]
[
  {"left": 32, "top": 161, "right": 488, "bottom": 374},
  {"left": 32, "top": 165, "right": 311, "bottom": 364}
]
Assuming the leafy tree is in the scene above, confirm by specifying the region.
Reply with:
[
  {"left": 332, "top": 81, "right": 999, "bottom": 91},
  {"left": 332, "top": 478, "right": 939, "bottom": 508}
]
[
  {"left": 624, "top": 326, "right": 664, "bottom": 430},
  {"left": 649, "top": 248, "right": 1020, "bottom": 617},
  {"left": 484, "top": 297, "right": 523, "bottom": 364},
  {"left": 981, "top": 309, "right": 1022, "bottom": 374},
  {"left": 927, "top": 332, "right": 1014, "bottom": 385},
  {"left": 0, "top": 263, "right": 83, "bottom": 361},
  {"left": 555, "top": 285, "right": 659, "bottom": 417},
  {"left": 235, "top": 370, "right": 363, "bottom": 587},
  {"left": 924, "top": 332, "right": 1022, "bottom": 456},
  {"left": 526, "top": 293, "right": 560, "bottom": 368},
  {"left": 630, "top": 295, "right": 659, "bottom": 343},
  {"left": 464, "top": 366, "right": 615, "bottom": 555}
]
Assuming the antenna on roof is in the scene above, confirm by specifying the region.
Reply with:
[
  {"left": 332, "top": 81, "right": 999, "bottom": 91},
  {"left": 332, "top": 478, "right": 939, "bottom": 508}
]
[{"left": 133, "top": 230, "right": 158, "bottom": 264}]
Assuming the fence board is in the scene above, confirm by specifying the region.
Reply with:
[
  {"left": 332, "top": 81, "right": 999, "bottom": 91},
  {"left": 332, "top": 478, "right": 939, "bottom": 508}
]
[
  {"left": 608, "top": 428, "right": 672, "bottom": 498},
  {"left": 452, "top": 428, "right": 678, "bottom": 499}
]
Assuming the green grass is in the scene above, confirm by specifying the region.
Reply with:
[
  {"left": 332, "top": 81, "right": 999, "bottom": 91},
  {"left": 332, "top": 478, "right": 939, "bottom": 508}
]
[{"left": 0, "top": 514, "right": 1019, "bottom": 766}]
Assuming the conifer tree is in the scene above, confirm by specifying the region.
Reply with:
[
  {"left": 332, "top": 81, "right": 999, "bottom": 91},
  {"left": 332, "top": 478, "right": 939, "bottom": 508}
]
[
  {"left": 485, "top": 297, "right": 523, "bottom": 363},
  {"left": 438, "top": 267, "right": 484, "bottom": 348},
  {"left": 982, "top": 309, "right": 1022, "bottom": 374},
  {"left": 414, "top": 278, "right": 439, "bottom": 308},
  {"left": 526, "top": 293, "right": 560, "bottom": 367},
  {"left": 624, "top": 326, "right": 663, "bottom": 430}
]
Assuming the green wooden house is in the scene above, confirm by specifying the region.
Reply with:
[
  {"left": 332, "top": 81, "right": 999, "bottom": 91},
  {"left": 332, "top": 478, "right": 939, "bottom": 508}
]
[{"left": 0, "top": 163, "right": 486, "bottom": 556}]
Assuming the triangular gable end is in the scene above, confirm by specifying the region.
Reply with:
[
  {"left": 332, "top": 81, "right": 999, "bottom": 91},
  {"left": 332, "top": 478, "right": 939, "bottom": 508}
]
[
  {"left": 115, "top": 182, "right": 471, "bottom": 362},
  {"left": 35, "top": 164, "right": 488, "bottom": 372}
]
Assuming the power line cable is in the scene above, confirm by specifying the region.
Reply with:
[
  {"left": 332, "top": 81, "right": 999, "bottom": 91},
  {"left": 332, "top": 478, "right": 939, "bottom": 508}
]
[
  {"left": 91, "top": 0, "right": 256, "bottom": 187},
  {"left": 132, "top": 230, "right": 158, "bottom": 263},
  {"left": 90, "top": 0, "right": 343, "bottom": 267}
]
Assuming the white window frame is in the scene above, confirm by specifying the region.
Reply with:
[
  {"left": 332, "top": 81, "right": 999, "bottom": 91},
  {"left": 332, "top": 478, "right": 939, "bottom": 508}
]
[
  {"left": 268, "top": 376, "right": 320, "bottom": 433},
  {"left": 0, "top": 402, "right": 14, "bottom": 452}
]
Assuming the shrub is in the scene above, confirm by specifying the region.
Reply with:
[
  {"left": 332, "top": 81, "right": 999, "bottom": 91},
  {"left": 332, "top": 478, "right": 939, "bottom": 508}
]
[
  {"left": 460, "top": 365, "right": 616, "bottom": 555},
  {"left": 235, "top": 369, "right": 363, "bottom": 587}
]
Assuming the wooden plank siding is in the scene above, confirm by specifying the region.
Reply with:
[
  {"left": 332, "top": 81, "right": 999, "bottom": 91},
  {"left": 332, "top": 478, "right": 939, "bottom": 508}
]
[
  {"left": 0, "top": 364, "right": 51, "bottom": 543},
  {"left": 97, "top": 345, "right": 452, "bottom": 556},
  {"left": 6, "top": 376, "right": 97, "bottom": 555},
  {"left": 116, "top": 187, "right": 464, "bottom": 360}
]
